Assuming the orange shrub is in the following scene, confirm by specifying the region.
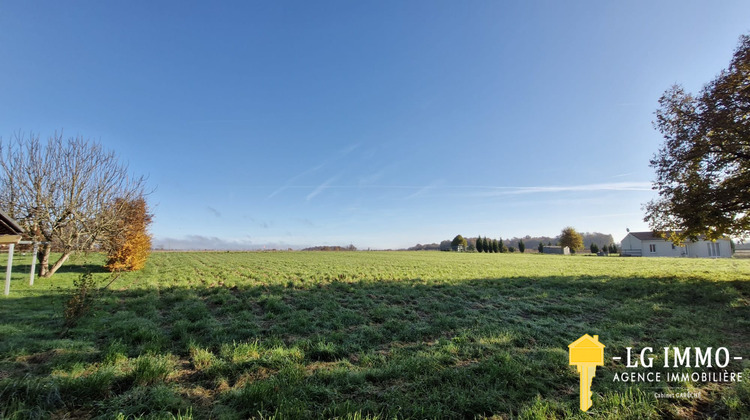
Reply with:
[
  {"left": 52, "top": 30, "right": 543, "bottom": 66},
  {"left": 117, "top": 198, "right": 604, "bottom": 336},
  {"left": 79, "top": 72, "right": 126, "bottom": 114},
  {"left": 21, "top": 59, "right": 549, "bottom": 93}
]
[{"left": 105, "top": 197, "right": 152, "bottom": 272}]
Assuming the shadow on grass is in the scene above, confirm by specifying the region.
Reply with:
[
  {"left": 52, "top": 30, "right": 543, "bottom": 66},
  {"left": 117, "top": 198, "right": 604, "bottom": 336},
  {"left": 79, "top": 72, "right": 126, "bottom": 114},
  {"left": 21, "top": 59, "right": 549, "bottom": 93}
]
[
  {"left": 4, "top": 263, "right": 110, "bottom": 275},
  {"left": 1, "top": 273, "right": 748, "bottom": 419}
]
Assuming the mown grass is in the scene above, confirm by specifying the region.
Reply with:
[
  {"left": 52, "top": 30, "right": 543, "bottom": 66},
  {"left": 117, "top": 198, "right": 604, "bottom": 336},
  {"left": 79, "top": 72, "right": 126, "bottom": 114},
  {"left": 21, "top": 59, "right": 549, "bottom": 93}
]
[{"left": 1, "top": 251, "right": 749, "bottom": 419}]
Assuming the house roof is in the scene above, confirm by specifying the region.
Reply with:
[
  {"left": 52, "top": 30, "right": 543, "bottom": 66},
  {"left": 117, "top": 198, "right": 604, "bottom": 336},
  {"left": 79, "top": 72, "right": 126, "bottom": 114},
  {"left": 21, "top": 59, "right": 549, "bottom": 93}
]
[
  {"left": 627, "top": 231, "right": 729, "bottom": 242},
  {"left": 628, "top": 231, "right": 663, "bottom": 241},
  {"left": 0, "top": 210, "right": 23, "bottom": 236}
]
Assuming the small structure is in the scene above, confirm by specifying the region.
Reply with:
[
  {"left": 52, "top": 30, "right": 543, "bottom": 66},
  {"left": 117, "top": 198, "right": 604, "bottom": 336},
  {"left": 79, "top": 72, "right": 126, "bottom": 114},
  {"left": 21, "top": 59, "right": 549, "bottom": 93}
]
[
  {"left": 543, "top": 245, "right": 570, "bottom": 255},
  {"left": 1, "top": 210, "right": 24, "bottom": 296},
  {"left": 0, "top": 210, "right": 23, "bottom": 242},
  {"left": 620, "top": 231, "right": 732, "bottom": 258}
]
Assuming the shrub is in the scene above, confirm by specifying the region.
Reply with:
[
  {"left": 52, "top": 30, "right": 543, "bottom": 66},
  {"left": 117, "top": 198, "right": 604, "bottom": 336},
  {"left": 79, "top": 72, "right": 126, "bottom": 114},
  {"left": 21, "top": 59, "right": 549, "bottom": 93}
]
[
  {"left": 104, "top": 197, "right": 152, "bottom": 272},
  {"left": 63, "top": 271, "right": 99, "bottom": 330}
]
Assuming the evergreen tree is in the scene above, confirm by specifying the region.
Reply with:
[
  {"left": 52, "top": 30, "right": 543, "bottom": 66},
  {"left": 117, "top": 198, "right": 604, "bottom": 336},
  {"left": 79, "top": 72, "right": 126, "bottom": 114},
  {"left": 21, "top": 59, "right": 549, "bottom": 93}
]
[
  {"left": 538, "top": 242, "right": 544, "bottom": 253},
  {"left": 492, "top": 239, "right": 499, "bottom": 253},
  {"left": 499, "top": 239, "right": 506, "bottom": 253},
  {"left": 518, "top": 239, "right": 525, "bottom": 253},
  {"left": 590, "top": 243, "right": 599, "bottom": 254},
  {"left": 477, "top": 236, "right": 484, "bottom": 253}
]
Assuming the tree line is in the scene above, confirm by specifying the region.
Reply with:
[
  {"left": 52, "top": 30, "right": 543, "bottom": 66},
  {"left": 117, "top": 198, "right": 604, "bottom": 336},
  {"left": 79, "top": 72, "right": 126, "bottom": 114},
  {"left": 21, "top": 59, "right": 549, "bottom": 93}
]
[
  {"left": 409, "top": 230, "right": 617, "bottom": 253},
  {"left": 302, "top": 245, "right": 357, "bottom": 251}
]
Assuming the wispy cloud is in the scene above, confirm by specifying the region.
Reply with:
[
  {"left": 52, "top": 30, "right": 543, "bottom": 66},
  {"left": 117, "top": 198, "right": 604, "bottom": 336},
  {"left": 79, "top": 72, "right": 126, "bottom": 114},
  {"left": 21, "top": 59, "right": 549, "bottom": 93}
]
[
  {"left": 307, "top": 176, "right": 338, "bottom": 201},
  {"left": 189, "top": 119, "right": 255, "bottom": 124},
  {"left": 295, "top": 218, "right": 315, "bottom": 227},
  {"left": 358, "top": 161, "right": 400, "bottom": 186},
  {"left": 406, "top": 180, "right": 442, "bottom": 199},
  {"left": 268, "top": 142, "right": 360, "bottom": 199},
  {"left": 339, "top": 143, "right": 360, "bottom": 155},
  {"left": 471, "top": 182, "right": 653, "bottom": 197},
  {"left": 206, "top": 206, "right": 222, "bottom": 217},
  {"left": 268, "top": 163, "right": 326, "bottom": 198},
  {"left": 260, "top": 181, "right": 652, "bottom": 201},
  {"left": 153, "top": 235, "right": 257, "bottom": 250},
  {"left": 153, "top": 235, "right": 315, "bottom": 250}
]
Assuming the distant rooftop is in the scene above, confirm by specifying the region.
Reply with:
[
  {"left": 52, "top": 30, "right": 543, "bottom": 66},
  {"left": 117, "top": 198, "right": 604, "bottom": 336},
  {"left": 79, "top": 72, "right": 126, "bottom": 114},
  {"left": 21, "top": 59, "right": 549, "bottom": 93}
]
[
  {"left": 627, "top": 231, "right": 729, "bottom": 241},
  {"left": 627, "top": 231, "right": 663, "bottom": 241}
]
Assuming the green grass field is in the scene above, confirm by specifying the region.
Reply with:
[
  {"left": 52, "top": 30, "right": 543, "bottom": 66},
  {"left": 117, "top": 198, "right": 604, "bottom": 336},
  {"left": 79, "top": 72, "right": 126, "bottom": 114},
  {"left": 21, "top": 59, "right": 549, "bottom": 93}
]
[{"left": 1, "top": 251, "right": 749, "bottom": 419}]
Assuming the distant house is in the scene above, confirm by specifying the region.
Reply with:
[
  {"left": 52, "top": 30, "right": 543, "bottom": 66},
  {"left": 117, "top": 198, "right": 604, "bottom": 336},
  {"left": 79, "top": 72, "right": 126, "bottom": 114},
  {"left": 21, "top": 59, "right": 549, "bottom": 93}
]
[
  {"left": 620, "top": 231, "right": 732, "bottom": 258},
  {"left": 543, "top": 246, "right": 570, "bottom": 255}
]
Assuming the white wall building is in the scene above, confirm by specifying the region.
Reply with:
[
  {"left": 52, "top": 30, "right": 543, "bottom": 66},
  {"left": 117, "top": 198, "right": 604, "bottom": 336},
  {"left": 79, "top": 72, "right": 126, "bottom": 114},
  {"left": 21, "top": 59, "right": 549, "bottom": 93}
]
[{"left": 620, "top": 231, "right": 732, "bottom": 258}]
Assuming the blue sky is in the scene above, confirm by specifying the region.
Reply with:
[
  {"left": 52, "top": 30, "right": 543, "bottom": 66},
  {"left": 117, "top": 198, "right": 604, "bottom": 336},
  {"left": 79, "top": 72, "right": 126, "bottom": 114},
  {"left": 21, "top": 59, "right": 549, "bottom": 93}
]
[{"left": 1, "top": 1, "right": 749, "bottom": 249}]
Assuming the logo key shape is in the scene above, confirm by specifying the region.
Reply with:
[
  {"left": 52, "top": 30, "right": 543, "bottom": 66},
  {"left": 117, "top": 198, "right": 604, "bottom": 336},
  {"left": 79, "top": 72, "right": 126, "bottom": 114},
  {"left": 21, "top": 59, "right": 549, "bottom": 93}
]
[{"left": 568, "top": 334, "right": 605, "bottom": 411}]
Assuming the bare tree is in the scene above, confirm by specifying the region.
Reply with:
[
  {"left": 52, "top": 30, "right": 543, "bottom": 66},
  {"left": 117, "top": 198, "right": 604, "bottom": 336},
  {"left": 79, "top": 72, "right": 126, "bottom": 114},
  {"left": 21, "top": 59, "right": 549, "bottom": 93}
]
[{"left": 0, "top": 131, "right": 147, "bottom": 277}]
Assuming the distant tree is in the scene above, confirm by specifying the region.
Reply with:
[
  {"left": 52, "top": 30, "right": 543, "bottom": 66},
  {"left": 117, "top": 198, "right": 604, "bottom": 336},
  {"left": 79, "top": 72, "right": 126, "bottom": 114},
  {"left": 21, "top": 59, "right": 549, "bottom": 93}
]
[
  {"left": 538, "top": 242, "right": 545, "bottom": 253},
  {"left": 451, "top": 235, "right": 467, "bottom": 251},
  {"left": 499, "top": 239, "right": 506, "bottom": 253},
  {"left": 645, "top": 34, "right": 750, "bottom": 242},
  {"left": 560, "top": 227, "right": 584, "bottom": 253},
  {"left": 609, "top": 244, "right": 618, "bottom": 254},
  {"left": 483, "top": 237, "right": 490, "bottom": 253},
  {"left": 476, "top": 236, "right": 484, "bottom": 253},
  {"left": 490, "top": 239, "right": 498, "bottom": 253},
  {"left": 104, "top": 197, "right": 153, "bottom": 272},
  {"left": 439, "top": 240, "right": 452, "bottom": 251},
  {"left": 518, "top": 239, "right": 525, "bottom": 253},
  {"left": 467, "top": 243, "right": 476, "bottom": 252},
  {"left": 590, "top": 243, "right": 599, "bottom": 254}
]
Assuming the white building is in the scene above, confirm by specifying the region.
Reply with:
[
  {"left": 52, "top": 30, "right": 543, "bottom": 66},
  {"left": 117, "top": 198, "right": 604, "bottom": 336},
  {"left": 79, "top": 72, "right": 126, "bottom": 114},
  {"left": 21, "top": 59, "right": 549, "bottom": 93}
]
[{"left": 620, "top": 231, "right": 732, "bottom": 258}]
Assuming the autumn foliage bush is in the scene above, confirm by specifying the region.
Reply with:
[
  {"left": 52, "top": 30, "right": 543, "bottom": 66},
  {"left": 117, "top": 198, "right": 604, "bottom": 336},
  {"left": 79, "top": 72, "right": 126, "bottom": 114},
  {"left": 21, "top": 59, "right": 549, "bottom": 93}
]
[{"left": 105, "top": 197, "right": 152, "bottom": 272}]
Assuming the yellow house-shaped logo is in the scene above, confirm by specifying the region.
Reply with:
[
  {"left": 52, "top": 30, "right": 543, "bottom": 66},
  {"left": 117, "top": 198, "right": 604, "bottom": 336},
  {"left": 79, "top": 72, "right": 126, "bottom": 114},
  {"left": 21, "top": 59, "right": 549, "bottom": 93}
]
[
  {"left": 569, "top": 334, "right": 605, "bottom": 365},
  {"left": 568, "top": 334, "right": 605, "bottom": 411}
]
